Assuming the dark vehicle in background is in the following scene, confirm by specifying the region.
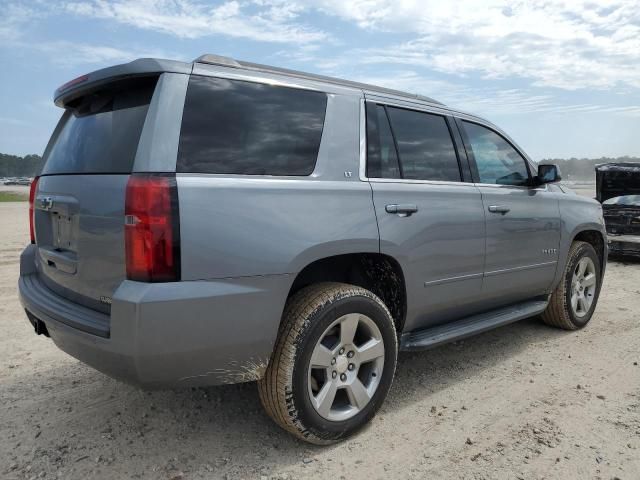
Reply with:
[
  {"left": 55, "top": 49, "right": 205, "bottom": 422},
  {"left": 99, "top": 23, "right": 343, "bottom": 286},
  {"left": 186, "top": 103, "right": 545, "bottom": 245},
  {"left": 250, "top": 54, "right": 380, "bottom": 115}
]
[{"left": 596, "top": 163, "right": 640, "bottom": 256}]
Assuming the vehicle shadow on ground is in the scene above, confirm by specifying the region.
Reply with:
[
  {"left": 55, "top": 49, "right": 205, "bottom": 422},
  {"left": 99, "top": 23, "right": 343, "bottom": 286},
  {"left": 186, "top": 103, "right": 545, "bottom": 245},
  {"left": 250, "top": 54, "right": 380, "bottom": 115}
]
[
  {"left": 6, "top": 316, "right": 572, "bottom": 477},
  {"left": 608, "top": 254, "right": 640, "bottom": 266}
]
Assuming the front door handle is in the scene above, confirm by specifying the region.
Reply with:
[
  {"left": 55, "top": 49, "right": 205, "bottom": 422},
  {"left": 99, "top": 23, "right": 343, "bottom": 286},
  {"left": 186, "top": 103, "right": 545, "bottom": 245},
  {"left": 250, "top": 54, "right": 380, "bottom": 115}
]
[
  {"left": 386, "top": 204, "right": 418, "bottom": 217},
  {"left": 488, "top": 205, "right": 510, "bottom": 214}
]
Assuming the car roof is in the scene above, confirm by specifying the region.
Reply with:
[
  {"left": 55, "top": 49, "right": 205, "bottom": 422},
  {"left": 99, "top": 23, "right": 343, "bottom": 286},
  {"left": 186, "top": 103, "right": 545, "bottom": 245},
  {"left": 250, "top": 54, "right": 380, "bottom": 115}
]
[
  {"left": 55, "top": 54, "right": 446, "bottom": 109},
  {"left": 193, "top": 54, "right": 444, "bottom": 107},
  {"left": 53, "top": 53, "right": 497, "bottom": 131}
]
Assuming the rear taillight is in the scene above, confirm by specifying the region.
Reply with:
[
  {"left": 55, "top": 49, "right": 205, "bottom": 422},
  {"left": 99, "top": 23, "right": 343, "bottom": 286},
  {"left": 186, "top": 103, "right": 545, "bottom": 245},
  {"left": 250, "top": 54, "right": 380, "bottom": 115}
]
[
  {"left": 124, "top": 174, "right": 180, "bottom": 282},
  {"left": 29, "top": 177, "right": 39, "bottom": 244}
]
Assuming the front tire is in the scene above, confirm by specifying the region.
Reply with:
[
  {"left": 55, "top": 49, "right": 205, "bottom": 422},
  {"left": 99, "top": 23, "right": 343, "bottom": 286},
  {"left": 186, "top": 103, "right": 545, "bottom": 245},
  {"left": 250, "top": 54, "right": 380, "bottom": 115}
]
[
  {"left": 542, "top": 241, "right": 602, "bottom": 330},
  {"left": 258, "top": 282, "right": 398, "bottom": 444}
]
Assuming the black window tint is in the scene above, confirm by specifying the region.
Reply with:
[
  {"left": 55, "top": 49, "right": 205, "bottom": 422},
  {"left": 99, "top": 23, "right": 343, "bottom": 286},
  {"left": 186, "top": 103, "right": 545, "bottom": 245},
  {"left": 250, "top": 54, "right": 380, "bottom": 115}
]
[
  {"left": 366, "top": 103, "right": 400, "bottom": 178},
  {"left": 462, "top": 121, "right": 529, "bottom": 186},
  {"left": 42, "top": 77, "right": 157, "bottom": 175},
  {"left": 386, "top": 107, "right": 460, "bottom": 182},
  {"left": 178, "top": 76, "right": 327, "bottom": 176}
]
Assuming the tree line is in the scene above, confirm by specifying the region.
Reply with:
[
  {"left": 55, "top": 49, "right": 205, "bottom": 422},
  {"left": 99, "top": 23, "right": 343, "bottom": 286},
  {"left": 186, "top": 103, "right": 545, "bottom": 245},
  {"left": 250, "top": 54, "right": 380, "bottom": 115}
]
[
  {"left": 1, "top": 152, "right": 638, "bottom": 181},
  {"left": 0, "top": 153, "right": 45, "bottom": 177}
]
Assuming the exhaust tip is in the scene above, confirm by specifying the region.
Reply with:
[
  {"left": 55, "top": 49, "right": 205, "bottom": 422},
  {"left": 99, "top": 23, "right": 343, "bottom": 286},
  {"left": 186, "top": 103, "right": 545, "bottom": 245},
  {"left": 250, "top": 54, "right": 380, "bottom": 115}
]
[{"left": 26, "top": 310, "right": 50, "bottom": 337}]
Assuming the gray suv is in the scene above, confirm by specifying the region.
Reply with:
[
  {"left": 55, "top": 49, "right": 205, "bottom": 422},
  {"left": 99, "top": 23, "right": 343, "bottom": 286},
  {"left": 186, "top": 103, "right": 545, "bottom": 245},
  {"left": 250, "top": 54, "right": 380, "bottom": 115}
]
[{"left": 19, "top": 54, "right": 607, "bottom": 444}]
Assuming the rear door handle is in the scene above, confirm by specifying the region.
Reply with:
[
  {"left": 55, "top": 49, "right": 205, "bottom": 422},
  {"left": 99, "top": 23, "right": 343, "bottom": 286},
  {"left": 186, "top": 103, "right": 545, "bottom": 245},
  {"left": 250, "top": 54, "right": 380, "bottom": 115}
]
[
  {"left": 488, "top": 205, "right": 510, "bottom": 214},
  {"left": 385, "top": 204, "right": 418, "bottom": 217}
]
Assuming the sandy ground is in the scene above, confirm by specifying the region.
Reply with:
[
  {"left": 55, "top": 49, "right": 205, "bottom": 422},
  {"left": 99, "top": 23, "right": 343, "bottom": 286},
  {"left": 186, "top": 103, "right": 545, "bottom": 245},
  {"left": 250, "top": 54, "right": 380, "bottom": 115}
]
[
  {"left": 1, "top": 198, "right": 639, "bottom": 480},
  {"left": 0, "top": 185, "right": 30, "bottom": 193}
]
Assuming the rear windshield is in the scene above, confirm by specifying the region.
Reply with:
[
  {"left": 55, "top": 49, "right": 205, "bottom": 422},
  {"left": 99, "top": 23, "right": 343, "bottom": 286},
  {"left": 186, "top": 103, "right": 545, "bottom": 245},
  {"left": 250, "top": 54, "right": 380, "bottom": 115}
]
[
  {"left": 42, "top": 76, "right": 157, "bottom": 175},
  {"left": 177, "top": 75, "right": 327, "bottom": 176}
]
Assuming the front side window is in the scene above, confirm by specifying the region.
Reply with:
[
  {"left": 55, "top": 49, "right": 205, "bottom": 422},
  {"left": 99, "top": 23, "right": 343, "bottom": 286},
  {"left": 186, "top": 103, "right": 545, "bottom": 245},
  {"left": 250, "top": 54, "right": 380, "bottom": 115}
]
[
  {"left": 462, "top": 121, "right": 529, "bottom": 186},
  {"left": 385, "top": 107, "right": 461, "bottom": 182},
  {"left": 178, "top": 76, "right": 327, "bottom": 176}
]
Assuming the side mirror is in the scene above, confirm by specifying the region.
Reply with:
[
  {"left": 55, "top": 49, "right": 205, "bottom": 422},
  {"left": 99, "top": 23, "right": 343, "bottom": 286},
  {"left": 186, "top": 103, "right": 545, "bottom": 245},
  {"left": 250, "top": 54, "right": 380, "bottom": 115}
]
[{"left": 537, "top": 164, "right": 561, "bottom": 184}]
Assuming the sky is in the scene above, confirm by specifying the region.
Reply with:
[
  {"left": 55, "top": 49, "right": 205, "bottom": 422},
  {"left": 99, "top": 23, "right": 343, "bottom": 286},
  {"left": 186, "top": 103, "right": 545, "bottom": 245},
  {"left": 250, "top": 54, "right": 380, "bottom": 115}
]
[{"left": 1, "top": 0, "right": 639, "bottom": 161}]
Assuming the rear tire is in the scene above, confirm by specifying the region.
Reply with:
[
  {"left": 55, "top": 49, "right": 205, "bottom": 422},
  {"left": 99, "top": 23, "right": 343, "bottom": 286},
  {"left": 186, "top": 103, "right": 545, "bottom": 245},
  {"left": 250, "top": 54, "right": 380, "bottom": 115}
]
[
  {"left": 542, "top": 241, "right": 602, "bottom": 330},
  {"left": 258, "top": 282, "right": 397, "bottom": 444}
]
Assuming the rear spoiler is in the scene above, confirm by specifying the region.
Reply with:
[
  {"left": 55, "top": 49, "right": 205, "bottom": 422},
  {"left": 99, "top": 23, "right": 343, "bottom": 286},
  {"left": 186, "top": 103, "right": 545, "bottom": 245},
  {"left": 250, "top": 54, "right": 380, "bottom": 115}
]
[{"left": 54, "top": 58, "right": 192, "bottom": 107}]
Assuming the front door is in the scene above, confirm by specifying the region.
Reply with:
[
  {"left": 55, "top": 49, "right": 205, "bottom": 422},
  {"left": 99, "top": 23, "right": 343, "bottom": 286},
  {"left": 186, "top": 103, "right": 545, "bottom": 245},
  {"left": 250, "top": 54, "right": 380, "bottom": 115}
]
[{"left": 458, "top": 120, "right": 561, "bottom": 305}]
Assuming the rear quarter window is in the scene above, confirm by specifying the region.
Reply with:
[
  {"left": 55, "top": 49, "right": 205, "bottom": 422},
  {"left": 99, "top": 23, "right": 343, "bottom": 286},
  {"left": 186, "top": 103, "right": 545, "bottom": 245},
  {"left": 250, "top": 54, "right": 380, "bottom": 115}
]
[{"left": 177, "top": 75, "right": 327, "bottom": 176}]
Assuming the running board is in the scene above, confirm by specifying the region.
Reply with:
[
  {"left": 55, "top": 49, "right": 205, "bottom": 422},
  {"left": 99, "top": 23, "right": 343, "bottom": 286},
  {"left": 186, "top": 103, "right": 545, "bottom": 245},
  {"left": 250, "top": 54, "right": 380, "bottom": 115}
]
[{"left": 400, "top": 299, "right": 549, "bottom": 351}]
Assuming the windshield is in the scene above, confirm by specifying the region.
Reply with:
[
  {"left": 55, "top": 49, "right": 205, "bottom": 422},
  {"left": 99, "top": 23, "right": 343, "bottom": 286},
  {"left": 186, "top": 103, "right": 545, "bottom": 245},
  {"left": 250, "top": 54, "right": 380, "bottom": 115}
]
[
  {"left": 603, "top": 195, "right": 640, "bottom": 206},
  {"left": 42, "top": 76, "right": 157, "bottom": 175}
]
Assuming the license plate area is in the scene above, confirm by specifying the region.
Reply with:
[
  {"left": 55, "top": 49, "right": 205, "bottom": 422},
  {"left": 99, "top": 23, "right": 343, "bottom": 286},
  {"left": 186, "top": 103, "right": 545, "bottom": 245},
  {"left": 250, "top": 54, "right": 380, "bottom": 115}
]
[{"left": 52, "top": 213, "right": 77, "bottom": 251}]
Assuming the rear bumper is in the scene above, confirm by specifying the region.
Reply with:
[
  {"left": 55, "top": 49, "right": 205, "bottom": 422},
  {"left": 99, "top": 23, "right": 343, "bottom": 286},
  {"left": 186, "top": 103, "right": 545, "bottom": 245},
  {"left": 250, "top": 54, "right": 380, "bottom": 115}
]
[
  {"left": 19, "top": 244, "right": 292, "bottom": 388},
  {"left": 608, "top": 234, "right": 640, "bottom": 257}
]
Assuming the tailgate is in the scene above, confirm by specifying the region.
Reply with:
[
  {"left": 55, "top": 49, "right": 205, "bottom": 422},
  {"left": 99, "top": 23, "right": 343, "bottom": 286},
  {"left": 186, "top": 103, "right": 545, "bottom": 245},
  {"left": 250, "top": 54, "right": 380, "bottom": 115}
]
[{"left": 34, "top": 76, "right": 158, "bottom": 314}]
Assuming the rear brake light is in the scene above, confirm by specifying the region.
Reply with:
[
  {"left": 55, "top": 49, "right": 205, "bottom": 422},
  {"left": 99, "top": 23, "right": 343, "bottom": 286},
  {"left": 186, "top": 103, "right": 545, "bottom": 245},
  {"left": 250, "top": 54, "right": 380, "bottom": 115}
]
[
  {"left": 125, "top": 174, "right": 180, "bottom": 282},
  {"left": 29, "top": 177, "right": 39, "bottom": 244},
  {"left": 57, "top": 74, "right": 89, "bottom": 93}
]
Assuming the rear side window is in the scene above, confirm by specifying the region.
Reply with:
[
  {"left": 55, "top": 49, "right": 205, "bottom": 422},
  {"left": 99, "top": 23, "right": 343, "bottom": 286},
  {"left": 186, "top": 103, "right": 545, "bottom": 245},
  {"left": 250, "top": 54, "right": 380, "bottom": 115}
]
[
  {"left": 178, "top": 76, "right": 327, "bottom": 176},
  {"left": 384, "top": 107, "right": 461, "bottom": 182},
  {"left": 366, "top": 103, "right": 400, "bottom": 178},
  {"left": 462, "top": 121, "right": 529, "bottom": 186},
  {"left": 42, "top": 77, "right": 157, "bottom": 175}
]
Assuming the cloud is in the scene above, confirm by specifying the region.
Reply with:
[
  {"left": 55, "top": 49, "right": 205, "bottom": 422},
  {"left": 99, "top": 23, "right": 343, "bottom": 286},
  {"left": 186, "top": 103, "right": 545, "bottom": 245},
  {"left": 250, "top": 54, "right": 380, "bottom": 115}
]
[
  {"left": 0, "top": 2, "right": 45, "bottom": 40},
  {"left": 307, "top": 0, "right": 640, "bottom": 91},
  {"left": 49, "top": 1, "right": 640, "bottom": 91},
  {"left": 0, "top": 117, "right": 29, "bottom": 126},
  {"left": 348, "top": 70, "right": 640, "bottom": 118},
  {"left": 35, "top": 40, "right": 173, "bottom": 66},
  {"left": 65, "top": 0, "right": 328, "bottom": 43}
]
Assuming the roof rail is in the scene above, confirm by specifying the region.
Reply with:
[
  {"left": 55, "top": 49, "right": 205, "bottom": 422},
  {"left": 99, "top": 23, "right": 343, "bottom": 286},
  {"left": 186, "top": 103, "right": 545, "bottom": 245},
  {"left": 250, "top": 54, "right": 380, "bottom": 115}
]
[
  {"left": 193, "top": 54, "right": 241, "bottom": 68},
  {"left": 193, "top": 53, "right": 443, "bottom": 106}
]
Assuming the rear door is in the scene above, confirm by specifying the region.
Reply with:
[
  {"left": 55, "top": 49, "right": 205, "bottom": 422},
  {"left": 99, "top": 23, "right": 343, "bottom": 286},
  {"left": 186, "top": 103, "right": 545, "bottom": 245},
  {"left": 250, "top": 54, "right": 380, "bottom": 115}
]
[
  {"left": 366, "top": 101, "right": 486, "bottom": 332},
  {"left": 34, "top": 76, "right": 159, "bottom": 313},
  {"left": 457, "top": 119, "right": 561, "bottom": 304}
]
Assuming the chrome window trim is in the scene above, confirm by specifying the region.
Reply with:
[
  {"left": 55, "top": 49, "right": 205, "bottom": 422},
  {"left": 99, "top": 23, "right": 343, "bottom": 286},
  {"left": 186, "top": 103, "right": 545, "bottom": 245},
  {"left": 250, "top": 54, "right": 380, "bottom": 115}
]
[
  {"left": 359, "top": 98, "right": 367, "bottom": 181},
  {"left": 359, "top": 97, "right": 470, "bottom": 186},
  {"left": 192, "top": 62, "right": 359, "bottom": 97},
  {"left": 363, "top": 92, "right": 482, "bottom": 120},
  {"left": 474, "top": 182, "right": 550, "bottom": 191}
]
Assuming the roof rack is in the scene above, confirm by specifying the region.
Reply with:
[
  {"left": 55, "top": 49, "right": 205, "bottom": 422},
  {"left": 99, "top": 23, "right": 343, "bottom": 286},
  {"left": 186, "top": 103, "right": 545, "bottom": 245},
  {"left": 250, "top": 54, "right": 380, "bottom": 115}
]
[{"left": 193, "top": 53, "right": 443, "bottom": 106}]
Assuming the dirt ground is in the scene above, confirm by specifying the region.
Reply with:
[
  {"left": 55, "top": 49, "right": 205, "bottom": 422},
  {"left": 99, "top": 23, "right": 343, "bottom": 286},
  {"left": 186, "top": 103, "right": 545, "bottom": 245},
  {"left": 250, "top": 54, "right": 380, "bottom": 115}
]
[{"left": 1, "top": 196, "right": 639, "bottom": 480}]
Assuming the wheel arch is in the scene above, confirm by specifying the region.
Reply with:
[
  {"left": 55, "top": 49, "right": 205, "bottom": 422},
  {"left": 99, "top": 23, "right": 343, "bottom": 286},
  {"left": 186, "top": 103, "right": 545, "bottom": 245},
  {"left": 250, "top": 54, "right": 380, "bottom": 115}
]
[
  {"left": 572, "top": 229, "right": 606, "bottom": 272},
  {"left": 571, "top": 228, "right": 608, "bottom": 276},
  {"left": 552, "top": 226, "right": 607, "bottom": 291},
  {"left": 285, "top": 253, "right": 408, "bottom": 336}
]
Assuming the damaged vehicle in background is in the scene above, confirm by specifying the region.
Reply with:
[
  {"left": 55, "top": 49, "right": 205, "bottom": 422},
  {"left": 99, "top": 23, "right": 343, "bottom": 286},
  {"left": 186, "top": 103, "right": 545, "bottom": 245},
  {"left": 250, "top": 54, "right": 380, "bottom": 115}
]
[{"left": 596, "top": 163, "right": 640, "bottom": 257}]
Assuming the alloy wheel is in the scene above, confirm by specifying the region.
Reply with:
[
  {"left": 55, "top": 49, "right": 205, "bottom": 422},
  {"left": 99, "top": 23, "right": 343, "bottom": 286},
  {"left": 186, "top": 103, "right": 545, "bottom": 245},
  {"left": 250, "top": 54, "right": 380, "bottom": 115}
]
[
  {"left": 307, "top": 313, "right": 385, "bottom": 422},
  {"left": 570, "top": 256, "right": 597, "bottom": 318}
]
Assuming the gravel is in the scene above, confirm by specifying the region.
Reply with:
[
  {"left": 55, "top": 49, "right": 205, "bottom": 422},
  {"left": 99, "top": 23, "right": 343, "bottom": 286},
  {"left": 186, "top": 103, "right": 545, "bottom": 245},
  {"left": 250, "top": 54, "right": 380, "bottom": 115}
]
[{"left": 1, "top": 201, "right": 639, "bottom": 479}]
